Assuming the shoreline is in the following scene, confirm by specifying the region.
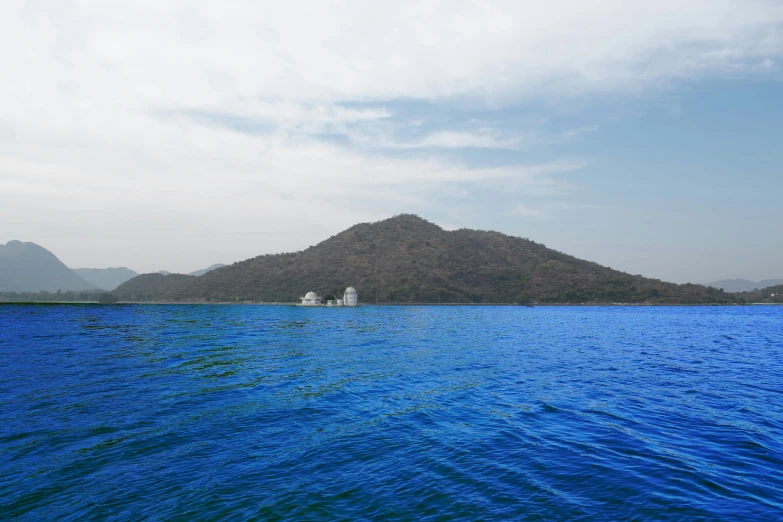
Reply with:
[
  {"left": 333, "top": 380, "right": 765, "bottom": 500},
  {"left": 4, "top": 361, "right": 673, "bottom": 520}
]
[{"left": 2, "top": 301, "right": 776, "bottom": 307}]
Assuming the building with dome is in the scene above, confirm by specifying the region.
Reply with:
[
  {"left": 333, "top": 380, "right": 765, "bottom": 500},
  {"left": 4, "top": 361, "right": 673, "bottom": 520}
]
[
  {"left": 299, "top": 291, "right": 322, "bottom": 306},
  {"left": 343, "top": 287, "right": 358, "bottom": 306},
  {"left": 298, "top": 287, "right": 357, "bottom": 306}
]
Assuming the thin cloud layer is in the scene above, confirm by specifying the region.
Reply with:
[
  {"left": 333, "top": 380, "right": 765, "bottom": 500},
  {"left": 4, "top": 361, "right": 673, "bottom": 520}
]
[
  {"left": 1, "top": 1, "right": 782, "bottom": 272},
  {"left": 4, "top": 0, "right": 780, "bottom": 105}
]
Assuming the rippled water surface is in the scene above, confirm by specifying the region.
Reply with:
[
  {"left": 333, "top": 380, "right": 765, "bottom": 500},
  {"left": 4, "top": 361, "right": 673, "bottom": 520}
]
[{"left": 1, "top": 305, "right": 782, "bottom": 520}]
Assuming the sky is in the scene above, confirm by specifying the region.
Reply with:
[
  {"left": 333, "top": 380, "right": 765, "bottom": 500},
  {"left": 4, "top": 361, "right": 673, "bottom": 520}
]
[{"left": 1, "top": 0, "right": 782, "bottom": 283}]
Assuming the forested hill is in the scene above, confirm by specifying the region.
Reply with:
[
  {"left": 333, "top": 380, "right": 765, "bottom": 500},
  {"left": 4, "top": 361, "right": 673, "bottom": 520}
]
[
  {"left": 113, "top": 273, "right": 196, "bottom": 301},
  {"left": 167, "top": 214, "right": 732, "bottom": 304}
]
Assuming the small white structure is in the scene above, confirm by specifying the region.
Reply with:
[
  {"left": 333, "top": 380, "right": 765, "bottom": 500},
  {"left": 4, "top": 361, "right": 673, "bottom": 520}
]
[
  {"left": 298, "top": 288, "right": 355, "bottom": 306},
  {"left": 343, "top": 287, "right": 358, "bottom": 306},
  {"left": 299, "top": 291, "right": 322, "bottom": 306}
]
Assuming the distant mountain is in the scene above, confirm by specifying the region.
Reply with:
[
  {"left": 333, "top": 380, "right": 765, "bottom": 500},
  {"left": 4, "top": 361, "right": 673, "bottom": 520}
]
[
  {"left": 707, "top": 279, "right": 758, "bottom": 293},
  {"left": 189, "top": 264, "right": 226, "bottom": 277},
  {"left": 72, "top": 267, "right": 138, "bottom": 290},
  {"left": 0, "top": 241, "right": 96, "bottom": 292},
  {"left": 113, "top": 273, "right": 196, "bottom": 301},
  {"left": 734, "top": 284, "right": 783, "bottom": 304},
  {"left": 708, "top": 278, "right": 783, "bottom": 293},
  {"left": 157, "top": 214, "right": 733, "bottom": 304},
  {"left": 153, "top": 265, "right": 225, "bottom": 277}
]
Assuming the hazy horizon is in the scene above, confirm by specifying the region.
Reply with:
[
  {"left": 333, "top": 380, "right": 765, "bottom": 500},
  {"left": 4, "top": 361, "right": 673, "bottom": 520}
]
[
  {"left": 2, "top": 1, "right": 781, "bottom": 284},
  {"left": 1, "top": 215, "right": 780, "bottom": 285}
]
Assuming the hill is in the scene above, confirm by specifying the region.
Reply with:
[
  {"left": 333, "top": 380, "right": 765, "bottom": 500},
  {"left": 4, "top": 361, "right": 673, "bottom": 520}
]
[
  {"left": 0, "top": 241, "right": 96, "bottom": 292},
  {"left": 708, "top": 279, "right": 759, "bottom": 293},
  {"left": 163, "top": 215, "right": 733, "bottom": 304},
  {"left": 113, "top": 273, "right": 196, "bottom": 301},
  {"left": 72, "top": 267, "right": 138, "bottom": 290},
  {"left": 708, "top": 278, "right": 783, "bottom": 293}
]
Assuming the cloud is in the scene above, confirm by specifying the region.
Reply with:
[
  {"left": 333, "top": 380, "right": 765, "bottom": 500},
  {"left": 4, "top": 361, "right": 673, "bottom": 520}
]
[
  {"left": 509, "top": 204, "right": 543, "bottom": 218},
  {"left": 509, "top": 201, "right": 571, "bottom": 220},
  {"left": 349, "top": 129, "right": 529, "bottom": 151},
  {"left": 4, "top": 1, "right": 782, "bottom": 117},
  {"left": 164, "top": 106, "right": 599, "bottom": 152},
  {"left": 0, "top": 109, "right": 586, "bottom": 269},
  {"left": 1, "top": 0, "right": 782, "bottom": 270}
]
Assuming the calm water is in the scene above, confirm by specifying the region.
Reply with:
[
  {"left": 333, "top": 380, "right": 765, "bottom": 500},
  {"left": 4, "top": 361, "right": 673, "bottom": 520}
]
[{"left": 1, "top": 305, "right": 782, "bottom": 520}]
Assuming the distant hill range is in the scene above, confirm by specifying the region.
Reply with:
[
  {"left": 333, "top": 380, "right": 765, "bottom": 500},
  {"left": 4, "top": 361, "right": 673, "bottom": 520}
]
[
  {"left": 113, "top": 214, "right": 734, "bottom": 304},
  {"left": 707, "top": 278, "right": 783, "bottom": 293},
  {"left": 6, "top": 217, "right": 764, "bottom": 304},
  {"left": 0, "top": 240, "right": 223, "bottom": 295},
  {"left": 0, "top": 241, "right": 96, "bottom": 292},
  {"left": 113, "top": 265, "right": 226, "bottom": 301},
  {"left": 72, "top": 267, "right": 138, "bottom": 290}
]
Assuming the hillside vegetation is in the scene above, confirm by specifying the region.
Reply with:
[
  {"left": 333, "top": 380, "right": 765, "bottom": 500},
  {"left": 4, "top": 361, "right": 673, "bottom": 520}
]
[
  {"left": 734, "top": 284, "right": 783, "bottom": 304},
  {"left": 113, "top": 273, "right": 196, "bottom": 301},
  {"left": 159, "top": 215, "right": 734, "bottom": 304},
  {"left": 0, "top": 290, "right": 106, "bottom": 303}
]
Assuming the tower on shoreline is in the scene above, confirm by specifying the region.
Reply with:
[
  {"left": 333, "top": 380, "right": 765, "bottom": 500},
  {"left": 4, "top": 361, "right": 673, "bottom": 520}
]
[{"left": 344, "top": 287, "right": 358, "bottom": 306}]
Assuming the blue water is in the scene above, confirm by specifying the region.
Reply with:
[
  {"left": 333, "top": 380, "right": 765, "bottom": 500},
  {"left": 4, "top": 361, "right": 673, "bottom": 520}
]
[{"left": 1, "top": 305, "right": 782, "bottom": 520}]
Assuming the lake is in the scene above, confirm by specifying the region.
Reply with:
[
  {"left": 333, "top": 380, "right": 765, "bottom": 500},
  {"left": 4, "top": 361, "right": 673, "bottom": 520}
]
[{"left": 1, "top": 304, "right": 782, "bottom": 520}]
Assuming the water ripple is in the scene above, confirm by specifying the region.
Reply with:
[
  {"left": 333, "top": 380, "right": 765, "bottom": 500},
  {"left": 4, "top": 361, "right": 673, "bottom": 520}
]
[{"left": 1, "top": 304, "right": 782, "bottom": 520}]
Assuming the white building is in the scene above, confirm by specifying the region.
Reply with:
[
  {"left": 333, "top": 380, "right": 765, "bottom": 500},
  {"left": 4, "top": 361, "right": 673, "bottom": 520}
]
[
  {"left": 298, "top": 288, "right": 356, "bottom": 306},
  {"left": 299, "top": 291, "right": 322, "bottom": 306},
  {"left": 343, "top": 287, "right": 358, "bottom": 306}
]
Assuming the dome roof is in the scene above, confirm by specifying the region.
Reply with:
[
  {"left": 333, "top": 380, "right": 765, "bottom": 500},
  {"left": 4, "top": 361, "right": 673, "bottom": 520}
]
[
  {"left": 344, "top": 287, "right": 357, "bottom": 293},
  {"left": 305, "top": 291, "right": 318, "bottom": 299}
]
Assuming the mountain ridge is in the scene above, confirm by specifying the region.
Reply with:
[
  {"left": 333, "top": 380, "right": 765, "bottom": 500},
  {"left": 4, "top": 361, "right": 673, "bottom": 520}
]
[
  {"left": 146, "top": 214, "right": 734, "bottom": 304},
  {"left": 707, "top": 278, "right": 783, "bottom": 293}
]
